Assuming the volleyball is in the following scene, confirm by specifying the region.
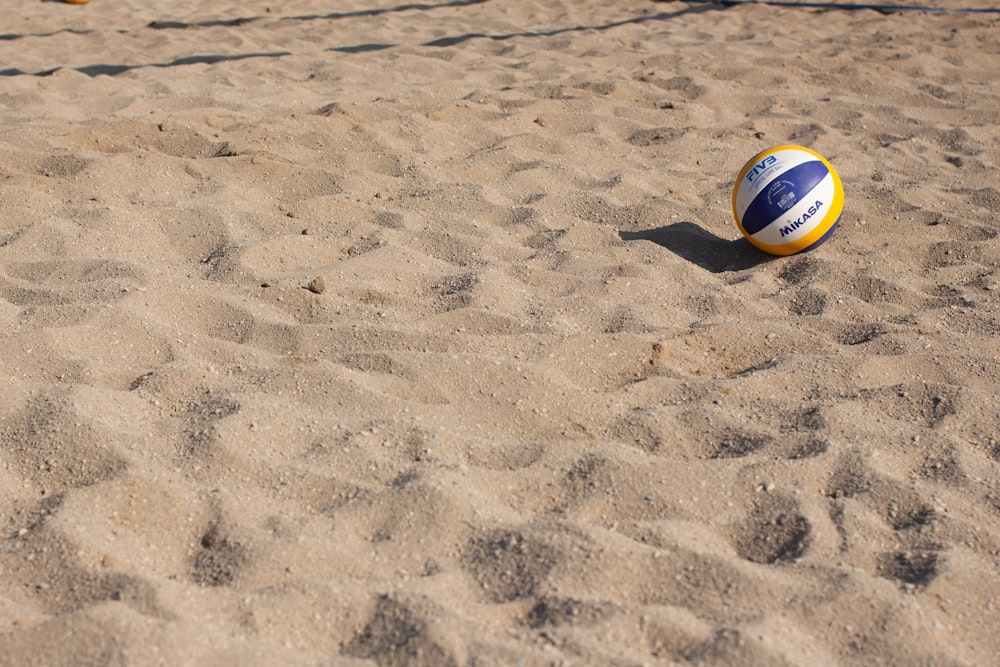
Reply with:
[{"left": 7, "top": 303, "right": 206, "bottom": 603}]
[{"left": 732, "top": 145, "right": 844, "bottom": 256}]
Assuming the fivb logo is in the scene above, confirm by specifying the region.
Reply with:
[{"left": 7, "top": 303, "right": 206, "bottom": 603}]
[
  {"left": 745, "top": 155, "right": 778, "bottom": 184},
  {"left": 779, "top": 201, "right": 825, "bottom": 237}
]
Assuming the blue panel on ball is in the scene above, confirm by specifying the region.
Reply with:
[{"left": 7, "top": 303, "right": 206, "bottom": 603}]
[{"left": 741, "top": 160, "right": 830, "bottom": 235}]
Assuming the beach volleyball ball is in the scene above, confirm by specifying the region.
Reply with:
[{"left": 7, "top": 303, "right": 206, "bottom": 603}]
[{"left": 732, "top": 145, "right": 844, "bottom": 256}]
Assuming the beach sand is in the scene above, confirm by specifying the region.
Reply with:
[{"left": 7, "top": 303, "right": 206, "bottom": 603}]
[{"left": 0, "top": 0, "right": 998, "bottom": 664}]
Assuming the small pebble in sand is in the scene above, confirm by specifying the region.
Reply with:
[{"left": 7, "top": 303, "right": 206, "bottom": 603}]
[{"left": 307, "top": 277, "right": 327, "bottom": 294}]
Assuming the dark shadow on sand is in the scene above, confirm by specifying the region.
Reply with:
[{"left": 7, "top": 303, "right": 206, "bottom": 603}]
[
  {"left": 418, "top": 3, "right": 717, "bottom": 48},
  {"left": 661, "top": 0, "right": 1000, "bottom": 14},
  {"left": 620, "top": 222, "right": 773, "bottom": 273},
  {"left": 148, "top": 17, "right": 262, "bottom": 30},
  {"left": 0, "top": 52, "right": 291, "bottom": 78},
  {"left": 330, "top": 43, "right": 397, "bottom": 54},
  {"left": 288, "top": 0, "right": 491, "bottom": 22},
  {"left": 3, "top": 2, "right": 723, "bottom": 78},
  {"left": 0, "top": 28, "right": 92, "bottom": 41},
  {"left": 143, "top": 0, "right": 491, "bottom": 30}
]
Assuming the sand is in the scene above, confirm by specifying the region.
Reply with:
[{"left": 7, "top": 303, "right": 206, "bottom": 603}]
[{"left": 0, "top": 0, "right": 998, "bottom": 664}]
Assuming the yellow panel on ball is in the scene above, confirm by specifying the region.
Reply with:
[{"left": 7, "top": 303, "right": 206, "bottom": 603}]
[{"left": 732, "top": 145, "right": 844, "bottom": 256}]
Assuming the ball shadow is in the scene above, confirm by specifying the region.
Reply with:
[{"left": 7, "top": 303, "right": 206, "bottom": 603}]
[{"left": 620, "top": 222, "right": 774, "bottom": 273}]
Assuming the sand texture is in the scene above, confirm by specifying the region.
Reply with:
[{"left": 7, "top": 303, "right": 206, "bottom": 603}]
[{"left": 1, "top": 0, "right": 998, "bottom": 664}]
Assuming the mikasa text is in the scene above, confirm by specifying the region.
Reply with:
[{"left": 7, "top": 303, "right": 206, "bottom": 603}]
[
  {"left": 779, "top": 200, "right": 825, "bottom": 237},
  {"left": 745, "top": 155, "right": 778, "bottom": 183}
]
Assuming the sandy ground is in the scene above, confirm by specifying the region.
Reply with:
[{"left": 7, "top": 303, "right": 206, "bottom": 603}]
[{"left": 0, "top": 0, "right": 998, "bottom": 664}]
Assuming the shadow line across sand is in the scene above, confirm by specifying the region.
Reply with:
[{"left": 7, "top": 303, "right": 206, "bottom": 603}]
[
  {"left": 416, "top": 4, "right": 719, "bottom": 47},
  {"left": 0, "top": 28, "right": 92, "bottom": 41},
  {"left": 0, "top": 52, "right": 292, "bottom": 78},
  {"left": 146, "top": 0, "right": 492, "bottom": 30},
  {"left": 0, "top": 1, "right": 719, "bottom": 75},
  {"left": 620, "top": 222, "right": 774, "bottom": 273},
  {"left": 151, "top": 0, "right": 720, "bottom": 51},
  {"left": 675, "top": 0, "right": 1000, "bottom": 13}
]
